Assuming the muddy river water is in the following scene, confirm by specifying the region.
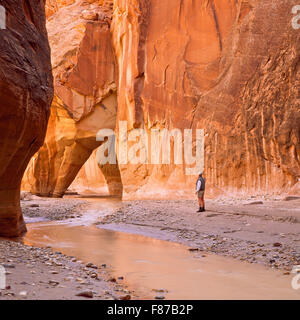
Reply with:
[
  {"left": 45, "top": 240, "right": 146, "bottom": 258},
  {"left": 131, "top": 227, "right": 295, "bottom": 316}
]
[{"left": 23, "top": 198, "right": 300, "bottom": 299}]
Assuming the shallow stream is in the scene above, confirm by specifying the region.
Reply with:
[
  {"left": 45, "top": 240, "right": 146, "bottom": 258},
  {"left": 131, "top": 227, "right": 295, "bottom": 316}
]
[{"left": 22, "top": 198, "right": 300, "bottom": 299}]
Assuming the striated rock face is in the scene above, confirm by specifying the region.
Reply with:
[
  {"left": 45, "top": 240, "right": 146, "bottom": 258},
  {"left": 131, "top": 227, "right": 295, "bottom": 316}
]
[
  {"left": 112, "top": 0, "right": 300, "bottom": 198},
  {"left": 46, "top": 0, "right": 114, "bottom": 18},
  {"left": 0, "top": 0, "right": 53, "bottom": 236},
  {"left": 46, "top": 0, "right": 75, "bottom": 17},
  {"left": 22, "top": 0, "right": 299, "bottom": 200},
  {"left": 23, "top": 0, "right": 122, "bottom": 198}
]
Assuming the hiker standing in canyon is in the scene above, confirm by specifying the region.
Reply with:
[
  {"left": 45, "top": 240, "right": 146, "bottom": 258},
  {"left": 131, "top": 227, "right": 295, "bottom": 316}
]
[{"left": 196, "top": 173, "right": 206, "bottom": 212}]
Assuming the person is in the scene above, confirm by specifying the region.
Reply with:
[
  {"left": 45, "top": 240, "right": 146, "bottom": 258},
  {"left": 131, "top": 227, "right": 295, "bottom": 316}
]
[{"left": 195, "top": 173, "right": 205, "bottom": 212}]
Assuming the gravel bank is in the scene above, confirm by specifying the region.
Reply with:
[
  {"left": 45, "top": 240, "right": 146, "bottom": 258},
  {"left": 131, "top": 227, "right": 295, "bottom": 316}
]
[
  {"left": 0, "top": 239, "right": 133, "bottom": 300},
  {"left": 0, "top": 195, "right": 133, "bottom": 300},
  {"left": 98, "top": 198, "right": 300, "bottom": 271},
  {"left": 21, "top": 196, "right": 89, "bottom": 221}
]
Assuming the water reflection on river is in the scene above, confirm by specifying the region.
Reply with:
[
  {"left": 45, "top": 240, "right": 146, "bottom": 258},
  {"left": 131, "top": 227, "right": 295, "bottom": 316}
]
[{"left": 22, "top": 198, "right": 300, "bottom": 300}]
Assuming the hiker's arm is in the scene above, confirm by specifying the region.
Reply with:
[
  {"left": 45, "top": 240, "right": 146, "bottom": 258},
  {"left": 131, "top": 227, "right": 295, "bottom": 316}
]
[{"left": 195, "top": 180, "right": 201, "bottom": 193}]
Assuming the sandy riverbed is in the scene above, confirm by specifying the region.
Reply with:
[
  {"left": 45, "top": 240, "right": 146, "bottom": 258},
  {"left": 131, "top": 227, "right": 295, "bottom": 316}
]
[
  {"left": 0, "top": 197, "right": 131, "bottom": 300},
  {"left": 1, "top": 195, "right": 299, "bottom": 300},
  {"left": 98, "top": 198, "right": 300, "bottom": 271}
]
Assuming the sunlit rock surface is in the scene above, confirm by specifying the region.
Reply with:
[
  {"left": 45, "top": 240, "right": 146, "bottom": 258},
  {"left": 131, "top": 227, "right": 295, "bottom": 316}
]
[
  {"left": 69, "top": 150, "right": 123, "bottom": 196},
  {"left": 0, "top": 0, "right": 53, "bottom": 236},
  {"left": 22, "top": 0, "right": 299, "bottom": 201},
  {"left": 46, "top": 0, "right": 113, "bottom": 18},
  {"left": 112, "top": 0, "right": 299, "bottom": 198},
  {"left": 22, "top": 0, "right": 122, "bottom": 198},
  {"left": 69, "top": 150, "right": 107, "bottom": 194}
]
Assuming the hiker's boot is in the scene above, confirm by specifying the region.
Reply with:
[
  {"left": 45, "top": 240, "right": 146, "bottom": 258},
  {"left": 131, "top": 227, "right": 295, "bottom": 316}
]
[
  {"left": 202, "top": 207, "right": 206, "bottom": 212},
  {"left": 197, "top": 207, "right": 203, "bottom": 213}
]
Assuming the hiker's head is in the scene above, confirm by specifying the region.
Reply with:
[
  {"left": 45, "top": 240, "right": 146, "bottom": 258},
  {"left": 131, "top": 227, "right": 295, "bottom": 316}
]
[{"left": 199, "top": 172, "right": 203, "bottom": 177}]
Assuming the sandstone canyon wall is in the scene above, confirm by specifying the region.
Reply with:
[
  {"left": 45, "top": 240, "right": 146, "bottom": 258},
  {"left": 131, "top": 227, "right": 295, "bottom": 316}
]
[
  {"left": 22, "top": 0, "right": 299, "bottom": 200},
  {"left": 69, "top": 149, "right": 123, "bottom": 197},
  {"left": 69, "top": 149, "right": 108, "bottom": 194},
  {"left": 22, "top": 0, "right": 123, "bottom": 198},
  {"left": 0, "top": 0, "right": 53, "bottom": 236},
  {"left": 112, "top": 0, "right": 300, "bottom": 198}
]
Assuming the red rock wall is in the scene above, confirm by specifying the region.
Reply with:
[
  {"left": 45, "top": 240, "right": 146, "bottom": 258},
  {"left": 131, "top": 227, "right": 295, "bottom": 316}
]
[
  {"left": 46, "top": 0, "right": 75, "bottom": 17},
  {"left": 0, "top": 0, "right": 53, "bottom": 236},
  {"left": 22, "top": 0, "right": 122, "bottom": 198},
  {"left": 112, "top": 0, "right": 300, "bottom": 198},
  {"left": 22, "top": 0, "right": 300, "bottom": 201}
]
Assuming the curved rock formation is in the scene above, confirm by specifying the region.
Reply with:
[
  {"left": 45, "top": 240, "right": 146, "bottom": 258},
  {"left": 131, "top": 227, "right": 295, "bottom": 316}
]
[
  {"left": 22, "top": 0, "right": 122, "bottom": 198},
  {"left": 112, "top": 0, "right": 300, "bottom": 198},
  {"left": 22, "top": 0, "right": 299, "bottom": 201},
  {"left": 69, "top": 149, "right": 108, "bottom": 194},
  {"left": 70, "top": 150, "right": 123, "bottom": 196},
  {"left": 0, "top": 0, "right": 53, "bottom": 236}
]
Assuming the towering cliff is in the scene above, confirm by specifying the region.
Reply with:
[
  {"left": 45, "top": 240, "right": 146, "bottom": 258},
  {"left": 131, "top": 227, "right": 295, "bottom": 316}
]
[
  {"left": 22, "top": 0, "right": 299, "bottom": 200},
  {"left": 112, "top": 0, "right": 300, "bottom": 198},
  {"left": 22, "top": 0, "right": 122, "bottom": 198},
  {"left": 0, "top": 0, "right": 53, "bottom": 236}
]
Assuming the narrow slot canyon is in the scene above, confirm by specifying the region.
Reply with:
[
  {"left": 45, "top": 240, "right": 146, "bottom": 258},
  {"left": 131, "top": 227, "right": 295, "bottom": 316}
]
[
  {"left": 21, "top": 2, "right": 123, "bottom": 200},
  {"left": 0, "top": 0, "right": 299, "bottom": 302}
]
